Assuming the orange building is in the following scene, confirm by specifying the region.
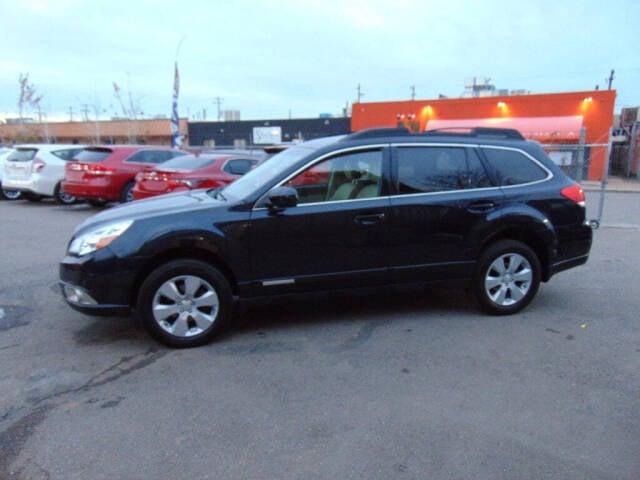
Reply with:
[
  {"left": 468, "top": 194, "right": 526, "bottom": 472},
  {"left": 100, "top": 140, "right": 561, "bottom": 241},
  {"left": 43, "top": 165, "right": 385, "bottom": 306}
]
[
  {"left": 351, "top": 90, "right": 616, "bottom": 180},
  {"left": 0, "top": 118, "right": 189, "bottom": 146}
]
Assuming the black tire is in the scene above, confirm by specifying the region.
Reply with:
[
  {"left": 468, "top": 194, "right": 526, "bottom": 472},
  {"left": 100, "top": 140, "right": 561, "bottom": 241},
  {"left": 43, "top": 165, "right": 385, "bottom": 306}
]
[
  {"left": 473, "top": 240, "right": 541, "bottom": 315},
  {"left": 1, "top": 187, "right": 21, "bottom": 200},
  {"left": 137, "top": 259, "right": 232, "bottom": 348},
  {"left": 24, "top": 192, "right": 42, "bottom": 202},
  {"left": 87, "top": 199, "right": 108, "bottom": 207},
  {"left": 54, "top": 182, "right": 77, "bottom": 205},
  {"left": 120, "top": 181, "right": 135, "bottom": 203}
]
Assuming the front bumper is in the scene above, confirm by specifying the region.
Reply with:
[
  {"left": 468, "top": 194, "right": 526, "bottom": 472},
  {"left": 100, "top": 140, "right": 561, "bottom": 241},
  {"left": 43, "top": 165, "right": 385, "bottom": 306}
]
[{"left": 59, "top": 248, "right": 142, "bottom": 317}]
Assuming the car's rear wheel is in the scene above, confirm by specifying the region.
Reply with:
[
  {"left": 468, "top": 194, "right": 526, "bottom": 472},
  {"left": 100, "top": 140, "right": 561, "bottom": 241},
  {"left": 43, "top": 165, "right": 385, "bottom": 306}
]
[
  {"left": 120, "top": 181, "right": 135, "bottom": 203},
  {"left": 473, "top": 240, "right": 540, "bottom": 315},
  {"left": 1, "top": 188, "right": 21, "bottom": 200},
  {"left": 54, "top": 182, "right": 77, "bottom": 205},
  {"left": 137, "top": 259, "right": 232, "bottom": 348}
]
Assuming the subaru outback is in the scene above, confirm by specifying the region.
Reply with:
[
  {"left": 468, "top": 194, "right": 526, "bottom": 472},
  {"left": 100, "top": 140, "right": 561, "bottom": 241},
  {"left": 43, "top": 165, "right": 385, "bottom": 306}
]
[{"left": 59, "top": 127, "right": 593, "bottom": 347}]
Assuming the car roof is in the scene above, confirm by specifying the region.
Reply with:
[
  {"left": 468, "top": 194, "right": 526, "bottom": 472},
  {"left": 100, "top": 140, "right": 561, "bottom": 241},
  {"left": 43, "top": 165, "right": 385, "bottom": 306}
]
[{"left": 13, "top": 144, "right": 86, "bottom": 149}]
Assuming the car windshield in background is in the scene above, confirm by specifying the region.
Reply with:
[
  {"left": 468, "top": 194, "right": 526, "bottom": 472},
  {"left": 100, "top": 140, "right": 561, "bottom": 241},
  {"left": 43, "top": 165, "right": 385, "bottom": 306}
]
[
  {"left": 8, "top": 149, "right": 38, "bottom": 161},
  {"left": 220, "top": 136, "right": 344, "bottom": 200},
  {"left": 156, "top": 155, "right": 216, "bottom": 171},
  {"left": 73, "top": 148, "right": 113, "bottom": 163}
]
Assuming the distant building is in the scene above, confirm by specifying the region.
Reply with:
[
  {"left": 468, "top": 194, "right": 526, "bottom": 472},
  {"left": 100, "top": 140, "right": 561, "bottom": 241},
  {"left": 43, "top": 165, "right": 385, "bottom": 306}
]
[
  {"left": 0, "top": 118, "right": 188, "bottom": 145},
  {"left": 188, "top": 117, "right": 351, "bottom": 147}
]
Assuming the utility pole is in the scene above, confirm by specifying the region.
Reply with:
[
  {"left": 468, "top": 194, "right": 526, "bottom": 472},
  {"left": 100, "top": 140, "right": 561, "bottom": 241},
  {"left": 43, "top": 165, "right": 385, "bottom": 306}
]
[
  {"left": 214, "top": 97, "right": 223, "bottom": 121},
  {"left": 410, "top": 85, "right": 416, "bottom": 101},
  {"left": 68, "top": 106, "right": 74, "bottom": 122},
  {"left": 356, "top": 84, "right": 364, "bottom": 103},
  {"left": 607, "top": 69, "right": 615, "bottom": 90},
  {"left": 81, "top": 104, "right": 90, "bottom": 122}
]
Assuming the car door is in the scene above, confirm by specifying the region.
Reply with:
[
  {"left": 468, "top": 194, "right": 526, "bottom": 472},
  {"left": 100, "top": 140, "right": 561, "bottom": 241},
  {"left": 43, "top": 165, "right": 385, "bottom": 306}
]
[
  {"left": 387, "top": 144, "right": 504, "bottom": 284},
  {"left": 249, "top": 147, "right": 391, "bottom": 296}
]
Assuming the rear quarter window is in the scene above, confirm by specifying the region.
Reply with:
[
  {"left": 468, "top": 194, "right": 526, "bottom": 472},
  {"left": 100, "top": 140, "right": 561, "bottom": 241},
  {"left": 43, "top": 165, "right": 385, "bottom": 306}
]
[{"left": 481, "top": 148, "right": 549, "bottom": 186}]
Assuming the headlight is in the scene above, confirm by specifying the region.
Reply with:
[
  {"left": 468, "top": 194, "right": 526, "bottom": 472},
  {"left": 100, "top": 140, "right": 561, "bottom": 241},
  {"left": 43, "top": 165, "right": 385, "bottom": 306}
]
[{"left": 68, "top": 220, "right": 134, "bottom": 256}]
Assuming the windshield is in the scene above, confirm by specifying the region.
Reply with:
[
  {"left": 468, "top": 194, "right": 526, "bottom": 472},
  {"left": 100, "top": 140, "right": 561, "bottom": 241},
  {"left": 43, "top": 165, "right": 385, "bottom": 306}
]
[{"left": 219, "top": 135, "right": 344, "bottom": 200}]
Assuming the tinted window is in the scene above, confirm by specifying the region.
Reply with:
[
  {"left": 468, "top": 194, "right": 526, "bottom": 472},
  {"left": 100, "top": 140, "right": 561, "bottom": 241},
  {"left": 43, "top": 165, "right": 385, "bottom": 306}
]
[
  {"left": 51, "top": 148, "right": 84, "bottom": 161},
  {"left": 286, "top": 149, "right": 383, "bottom": 204},
  {"left": 481, "top": 148, "right": 548, "bottom": 186},
  {"left": 74, "top": 148, "right": 112, "bottom": 163},
  {"left": 126, "top": 150, "right": 167, "bottom": 164},
  {"left": 158, "top": 155, "right": 216, "bottom": 171},
  {"left": 223, "top": 158, "right": 258, "bottom": 176},
  {"left": 396, "top": 146, "right": 491, "bottom": 194}
]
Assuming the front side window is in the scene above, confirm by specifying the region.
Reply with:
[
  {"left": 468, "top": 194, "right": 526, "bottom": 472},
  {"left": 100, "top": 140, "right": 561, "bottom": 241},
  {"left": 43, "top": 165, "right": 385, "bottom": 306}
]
[
  {"left": 285, "top": 149, "right": 383, "bottom": 204},
  {"left": 481, "top": 148, "right": 548, "bottom": 186},
  {"left": 396, "top": 146, "right": 492, "bottom": 195}
]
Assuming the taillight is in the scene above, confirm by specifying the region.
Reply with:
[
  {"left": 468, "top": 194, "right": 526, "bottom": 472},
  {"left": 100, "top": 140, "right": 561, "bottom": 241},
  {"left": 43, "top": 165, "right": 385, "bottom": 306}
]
[
  {"left": 167, "top": 178, "right": 204, "bottom": 189},
  {"left": 68, "top": 163, "right": 87, "bottom": 171},
  {"left": 32, "top": 158, "right": 46, "bottom": 173},
  {"left": 86, "top": 164, "right": 115, "bottom": 176},
  {"left": 561, "top": 184, "right": 586, "bottom": 206}
]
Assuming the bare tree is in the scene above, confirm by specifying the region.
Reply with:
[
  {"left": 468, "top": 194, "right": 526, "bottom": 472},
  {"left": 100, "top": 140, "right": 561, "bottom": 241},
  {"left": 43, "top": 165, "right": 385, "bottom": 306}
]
[{"left": 18, "top": 73, "right": 43, "bottom": 123}]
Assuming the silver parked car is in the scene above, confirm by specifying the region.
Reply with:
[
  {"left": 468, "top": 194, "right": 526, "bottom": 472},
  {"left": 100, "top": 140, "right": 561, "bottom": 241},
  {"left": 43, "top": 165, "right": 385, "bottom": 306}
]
[{"left": 2, "top": 144, "right": 86, "bottom": 203}]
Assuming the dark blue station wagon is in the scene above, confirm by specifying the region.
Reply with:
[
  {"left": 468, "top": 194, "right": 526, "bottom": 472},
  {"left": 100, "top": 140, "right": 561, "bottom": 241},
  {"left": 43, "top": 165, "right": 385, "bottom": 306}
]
[{"left": 60, "top": 128, "right": 593, "bottom": 347}]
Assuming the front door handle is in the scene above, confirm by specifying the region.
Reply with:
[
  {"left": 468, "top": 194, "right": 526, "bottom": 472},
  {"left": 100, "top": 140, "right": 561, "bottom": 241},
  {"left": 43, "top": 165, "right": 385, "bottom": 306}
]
[
  {"left": 354, "top": 213, "right": 385, "bottom": 225},
  {"left": 467, "top": 201, "right": 496, "bottom": 213}
]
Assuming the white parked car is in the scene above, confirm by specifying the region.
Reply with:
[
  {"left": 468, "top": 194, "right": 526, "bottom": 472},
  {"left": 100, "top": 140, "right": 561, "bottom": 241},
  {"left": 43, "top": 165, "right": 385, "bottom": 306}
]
[
  {"left": 2, "top": 144, "right": 86, "bottom": 204},
  {"left": 0, "top": 148, "right": 21, "bottom": 200}
]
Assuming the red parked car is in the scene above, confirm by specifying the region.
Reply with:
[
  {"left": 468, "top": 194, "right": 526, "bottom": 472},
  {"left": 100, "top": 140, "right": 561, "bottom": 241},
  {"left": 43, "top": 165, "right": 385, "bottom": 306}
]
[
  {"left": 131, "top": 154, "right": 258, "bottom": 200},
  {"left": 62, "top": 145, "right": 187, "bottom": 205}
]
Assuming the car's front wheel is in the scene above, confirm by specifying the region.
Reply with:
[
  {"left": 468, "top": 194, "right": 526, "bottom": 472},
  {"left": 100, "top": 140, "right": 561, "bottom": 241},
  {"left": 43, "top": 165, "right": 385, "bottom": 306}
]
[
  {"left": 137, "top": 259, "right": 232, "bottom": 348},
  {"left": 473, "top": 240, "right": 540, "bottom": 315}
]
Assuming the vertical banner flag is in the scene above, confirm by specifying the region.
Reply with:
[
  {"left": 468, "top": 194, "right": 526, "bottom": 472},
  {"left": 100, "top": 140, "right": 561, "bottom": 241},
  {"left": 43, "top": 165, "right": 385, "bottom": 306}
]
[{"left": 170, "top": 62, "right": 181, "bottom": 148}]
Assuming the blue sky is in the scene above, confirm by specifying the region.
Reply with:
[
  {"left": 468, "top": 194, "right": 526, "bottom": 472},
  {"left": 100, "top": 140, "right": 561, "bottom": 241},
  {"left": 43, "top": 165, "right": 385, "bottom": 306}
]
[{"left": 1, "top": 0, "right": 638, "bottom": 122}]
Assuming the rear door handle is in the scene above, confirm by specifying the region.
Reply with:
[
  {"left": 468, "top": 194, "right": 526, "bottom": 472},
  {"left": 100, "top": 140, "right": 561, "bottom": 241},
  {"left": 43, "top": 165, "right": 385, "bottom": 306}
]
[{"left": 354, "top": 213, "right": 385, "bottom": 225}]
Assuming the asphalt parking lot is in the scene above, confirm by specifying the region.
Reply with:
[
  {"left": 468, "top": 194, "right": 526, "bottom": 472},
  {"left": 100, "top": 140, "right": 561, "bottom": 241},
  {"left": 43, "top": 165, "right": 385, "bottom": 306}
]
[{"left": 1, "top": 191, "right": 639, "bottom": 480}]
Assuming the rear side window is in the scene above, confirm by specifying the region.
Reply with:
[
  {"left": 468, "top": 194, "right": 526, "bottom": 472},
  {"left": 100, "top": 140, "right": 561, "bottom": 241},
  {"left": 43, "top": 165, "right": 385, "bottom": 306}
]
[
  {"left": 481, "top": 148, "right": 548, "bottom": 186},
  {"left": 51, "top": 148, "right": 84, "bottom": 161},
  {"left": 396, "top": 146, "right": 492, "bottom": 194},
  {"left": 8, "top": 149, "right": 37, "bottom": 161},
  {"left": 74, "top": 149, "right": 112, "bottom": 163},
  {"left": 126, "top": 150, "right": 185, "bottom": 164}
]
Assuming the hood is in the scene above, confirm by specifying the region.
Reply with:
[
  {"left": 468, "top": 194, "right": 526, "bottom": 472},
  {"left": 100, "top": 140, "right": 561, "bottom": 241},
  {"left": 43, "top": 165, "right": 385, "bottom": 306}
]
[{"left": 74, "top": 189, "right": 223, "bottom": 234}]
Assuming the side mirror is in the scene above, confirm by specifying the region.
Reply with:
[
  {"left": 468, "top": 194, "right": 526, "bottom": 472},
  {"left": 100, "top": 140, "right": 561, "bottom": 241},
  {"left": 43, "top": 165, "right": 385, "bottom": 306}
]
[{"left": 267, "top": 186, "right": 298, "bottom": 211}]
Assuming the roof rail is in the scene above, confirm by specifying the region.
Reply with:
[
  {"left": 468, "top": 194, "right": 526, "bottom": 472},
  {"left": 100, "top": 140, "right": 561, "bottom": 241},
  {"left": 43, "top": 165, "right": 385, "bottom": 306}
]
[
  {"left": 423, "top": 127, "right": 525, "bottom": 140},
  {"left": 342, "top": 127, "right": 411, "bottom": 141}
]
